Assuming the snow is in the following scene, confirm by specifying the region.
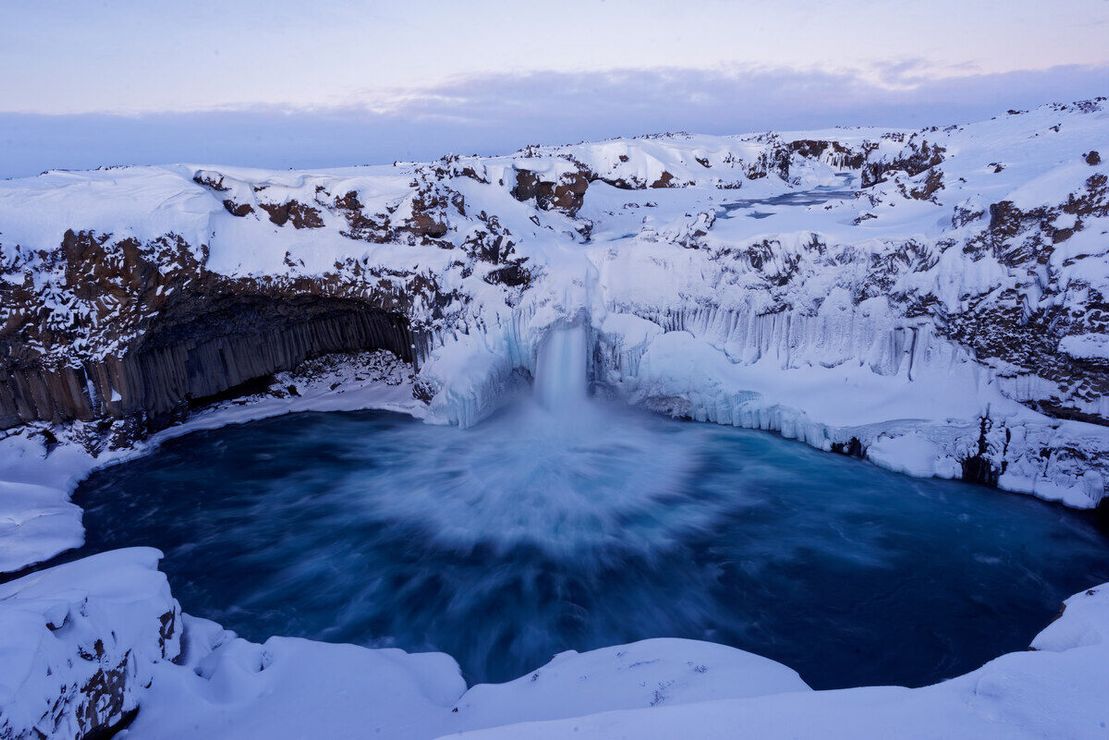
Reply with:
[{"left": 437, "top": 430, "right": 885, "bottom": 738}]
[
  {"left": 0, "top": 548, "right": 180, "bottom": 738},
  {"left": 1, "top": 100, "right": 1109, "bottom": 738},
  {"left": 0, "top": 435, "right": 90, "bottom": 573},
  {"left": 456, "top": 587, "right": 1109, "bottom": 739},
  {"left": 4, "top": 548, "right": 1107, "bottom": 740},
  {"left": 865, "top": 431, "right": 945, "bottom": 478},
  {"left": 1059, "top": 333, "right": 1109, "bottom": 361},
  {"left": 130, "top": 629, "right": 809, "bottom": 739}
]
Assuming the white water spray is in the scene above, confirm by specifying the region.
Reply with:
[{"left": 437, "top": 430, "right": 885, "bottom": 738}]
[{"left": 328, "top": 319, "right": 707, "bottom": 557}]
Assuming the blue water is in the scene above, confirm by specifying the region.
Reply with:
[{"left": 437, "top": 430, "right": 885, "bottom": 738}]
[{"left": 72, "top": 403, "right": 1109, "bottom": 690}]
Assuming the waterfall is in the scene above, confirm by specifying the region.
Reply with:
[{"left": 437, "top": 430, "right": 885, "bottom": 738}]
[{"left": 534, "top": 323, "right": 589, "bottom": 415}]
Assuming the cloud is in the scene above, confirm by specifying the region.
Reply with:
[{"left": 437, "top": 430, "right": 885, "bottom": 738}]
[{"left": 1, "top": 63, "right": 1106, "bottom": 178}]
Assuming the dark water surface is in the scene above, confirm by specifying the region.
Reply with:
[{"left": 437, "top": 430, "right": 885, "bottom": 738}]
[{"left": 73, "top": 405, "right": 1109, "bottom": 689}]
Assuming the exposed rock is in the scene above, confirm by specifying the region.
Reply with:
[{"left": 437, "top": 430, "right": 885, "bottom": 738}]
[
  {"left": 788, "top": 139, "right": 866, "bottom": 169},
  {"left": 906, "top": 168, "right": 944, "bottom": 201},
  {"left": 191, "top": 170, "right": 229, "bottom": 192},
  {"left": 222, "top": 199, "right": 254, "bottom": 217},
  {"left": 0, "top": 224, "right": 419, "bottom": 432},
  {"left": 960, "top": 416, "right": 1001, "bottom": 486},
  {"left": 484, "top": 263, "right": 531, "bottom": 287},
  {"left": 258, "top": 200, "right": 325, "bottom": 229},
  {"left": 862, "top": 139, "right": 946, "bottom": 188},
  {"left": 331, "top": 189, "right": 393, "bottom": 243},
  {"left": 831, "top": 437, "right": 866, "bottom": 458},
  {"left": 650, "top": 171, "right": 676, "bottom": 189},
  {"left": 511, "top": 167, "right": 590, "bottom": 216},
  {"left": 1, "top": 99, "right": 1106, "bottom": 505}
]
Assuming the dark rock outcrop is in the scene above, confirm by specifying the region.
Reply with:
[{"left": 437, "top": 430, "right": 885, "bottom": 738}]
[
  {"left": 223, "top": 199, "right": 254, "bottom": 217},
  {"left": 258, "top": 200, "right": 325, "bottom": 229},
  {"left": 1, "top": 296, "right": 413, "bottom": 432},
  {"left": 511, "top": 167, "right": 591, "bottom": 216},
  {"left": 861, "top": 139, "right": 946, "bottom": 188},
  {"left": 960, "top": 416, "right": 1002, "bottom": 486},
  {"left": 0, "top": 224, "right": 425, "bottom": 433}
]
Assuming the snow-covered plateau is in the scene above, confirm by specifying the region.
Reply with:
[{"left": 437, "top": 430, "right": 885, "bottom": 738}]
[{"left": 1, "top": 100, "right": 1108, "bottom": 737}]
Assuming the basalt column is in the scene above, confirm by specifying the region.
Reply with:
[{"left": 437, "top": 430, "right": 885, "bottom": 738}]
[{"left": 0, "top": 295, "right": 415, "bottom": 430}]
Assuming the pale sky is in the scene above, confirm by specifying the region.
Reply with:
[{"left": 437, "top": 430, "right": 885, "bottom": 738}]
[{"left": 1, "top": 1, "right": 1107, "bottom": 176}]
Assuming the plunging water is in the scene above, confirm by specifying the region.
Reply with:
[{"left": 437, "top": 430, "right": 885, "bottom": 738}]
[
  {"left": 534, "top": 323, "right": 589, "bottom": 415},
  {"left": 72, "top": 329, "right": 1109, "bottom": 689}
]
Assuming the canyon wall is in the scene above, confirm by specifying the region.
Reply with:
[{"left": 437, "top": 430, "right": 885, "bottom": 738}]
[{"left": 1, "top": 295, "right": 413, "bottom": 431}]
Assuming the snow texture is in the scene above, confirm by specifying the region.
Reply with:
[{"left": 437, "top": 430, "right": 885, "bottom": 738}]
[
  {"left": 0, "top": 548, "right": 180, "bottom": 738},
  {"left": 2, "top": 549, "right": 1107, "bottom": 740},
  {"left": 456, "top": 586, "right": 1109, "bottom": 740},
  {"left": 2, "top": 99, "right": 1109, "bottom": 739}
]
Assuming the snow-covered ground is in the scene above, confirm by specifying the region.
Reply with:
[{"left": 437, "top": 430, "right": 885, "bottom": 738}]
[
  {"left": 2, "top": 101, "right": 1106, "bottom": 513},
  {"left": 2, "top": 100, "right": 1109, "bottom": 737},
  {"left": 2, "top": 547, "right": 1107, "bottom": 739}
]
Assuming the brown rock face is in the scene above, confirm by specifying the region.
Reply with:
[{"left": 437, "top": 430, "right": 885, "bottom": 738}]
[
  {"left": 788, "top": 139, "right": 867, "bottom": 169},
  {"left": 259, "top": 200, "right": 325, "bottom": 228},
  {"left": 650, "top": 171, "right": 676, "bottom": 189},
  {"left": 907, "top": 169, "right": 944, "bottom": 201},
  {"left": 862, "top": 140, "right": 946, "bottom": 188},
  {"left": 941, "top": 179, "right": 1109, "bottom": 424},
  {"left": 511, "top": 168, "right": 590, "bottom": 215},
  {"left": 223, "top": 199, "right": 254, "bottom": 217}
]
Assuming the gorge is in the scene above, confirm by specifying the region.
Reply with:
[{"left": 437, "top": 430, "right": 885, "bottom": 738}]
[{"left": 2, "top": 100, "right": 1109, "bottom": 738}]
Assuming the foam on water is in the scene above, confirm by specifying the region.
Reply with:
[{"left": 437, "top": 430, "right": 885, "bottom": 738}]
[
  {"left": 332, "top": 400, "right": 717, "bottom": 559},
  {"left": 289, "top": 324, "right": 725, "bottom": 559}
]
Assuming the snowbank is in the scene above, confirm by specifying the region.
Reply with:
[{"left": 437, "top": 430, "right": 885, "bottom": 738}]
[
  {"left": 1, "top": 99, "right": 1108, "bottom": 739},
  {"left": 456, "top": 586, "right": 1109, "bottom": 740},
  {"left": 0, "top": 548, "right": 180, "bottom": 738},
  {"left": 3, "top": 548, "right": 1106, "bottom": 740}
]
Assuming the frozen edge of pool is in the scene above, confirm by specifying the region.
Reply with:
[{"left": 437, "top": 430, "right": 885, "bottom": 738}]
[{"left": 1, "top": 547, "right": 1107, "bottom": 739}]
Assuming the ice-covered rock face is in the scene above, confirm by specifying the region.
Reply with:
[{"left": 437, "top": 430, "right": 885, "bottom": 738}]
[{"left": 0, "top": 98, "right": 1107, "bottom": 505}]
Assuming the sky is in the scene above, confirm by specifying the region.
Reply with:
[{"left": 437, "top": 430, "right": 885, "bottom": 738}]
[{"left": 2, "top": 0, "right": 1107, "bottom": 177}]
